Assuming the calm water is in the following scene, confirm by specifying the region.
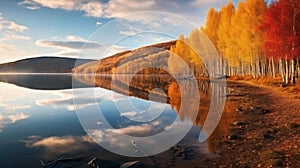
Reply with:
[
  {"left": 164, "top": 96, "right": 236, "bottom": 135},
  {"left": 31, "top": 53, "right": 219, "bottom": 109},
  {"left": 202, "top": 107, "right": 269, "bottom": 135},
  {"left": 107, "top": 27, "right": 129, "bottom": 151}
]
[{"left": 0, "top": 74, "right": 226, "bottom": 167}]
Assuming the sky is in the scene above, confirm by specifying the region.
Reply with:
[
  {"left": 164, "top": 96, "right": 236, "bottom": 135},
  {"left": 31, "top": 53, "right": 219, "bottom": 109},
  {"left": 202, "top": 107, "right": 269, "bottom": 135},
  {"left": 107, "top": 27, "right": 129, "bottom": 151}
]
[{"left": 0, "top": 0, "right": 245, "bottom": 64}]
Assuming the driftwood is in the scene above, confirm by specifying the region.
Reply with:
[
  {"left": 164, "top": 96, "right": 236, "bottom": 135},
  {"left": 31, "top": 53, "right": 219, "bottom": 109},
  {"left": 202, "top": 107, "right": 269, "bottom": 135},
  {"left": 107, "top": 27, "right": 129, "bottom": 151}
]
[{"left": 37, "top": 156, "right": 85, "bottom": 168}]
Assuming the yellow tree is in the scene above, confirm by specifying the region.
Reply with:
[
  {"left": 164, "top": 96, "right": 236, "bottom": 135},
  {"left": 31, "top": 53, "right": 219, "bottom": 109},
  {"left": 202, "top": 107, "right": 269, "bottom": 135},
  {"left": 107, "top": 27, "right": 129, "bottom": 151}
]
[
  {"left": 169, "top": 34, "right": 192, "bottom": 77},
  {"left": 233, "top": 0, "right": 266, "bottom": 76},
  {"left": 201, "top": 8, "right": 220, "bottom": 48},
  {"left": 217, "top": 1, "right": 235, "bottom": 67}
]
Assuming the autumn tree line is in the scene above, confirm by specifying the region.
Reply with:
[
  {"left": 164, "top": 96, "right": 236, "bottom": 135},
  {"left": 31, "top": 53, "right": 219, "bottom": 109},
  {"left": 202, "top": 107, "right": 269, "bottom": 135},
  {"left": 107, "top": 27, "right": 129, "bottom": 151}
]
[{"left": 170, "top": 0, "right": 300, "bottom": 84}]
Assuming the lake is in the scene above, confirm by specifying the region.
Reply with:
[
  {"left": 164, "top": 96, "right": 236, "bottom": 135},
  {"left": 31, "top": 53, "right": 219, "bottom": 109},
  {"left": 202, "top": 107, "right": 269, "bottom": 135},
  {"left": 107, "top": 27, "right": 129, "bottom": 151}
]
[{"left": 0, "top": 74, "right": 228, "bottom": 168}]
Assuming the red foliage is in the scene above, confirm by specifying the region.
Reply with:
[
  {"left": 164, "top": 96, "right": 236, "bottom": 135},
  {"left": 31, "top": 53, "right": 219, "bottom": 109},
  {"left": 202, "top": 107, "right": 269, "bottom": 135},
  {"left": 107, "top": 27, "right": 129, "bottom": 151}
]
[{"left": 260, "top": 0, "right": 300, "bottom": 60}]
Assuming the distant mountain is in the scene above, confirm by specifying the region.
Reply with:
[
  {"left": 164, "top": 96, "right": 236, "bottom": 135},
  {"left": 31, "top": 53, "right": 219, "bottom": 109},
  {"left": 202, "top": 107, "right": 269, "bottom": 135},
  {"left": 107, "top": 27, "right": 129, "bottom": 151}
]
[
  {"left": 72, "top": 40, "right": 176, "bottom": 74},
  {"left": 0, "top": 74, "right": 90, "bottom": 90},
  {"left": 0, "top": 57, "right": 95, "bottom": 73}
]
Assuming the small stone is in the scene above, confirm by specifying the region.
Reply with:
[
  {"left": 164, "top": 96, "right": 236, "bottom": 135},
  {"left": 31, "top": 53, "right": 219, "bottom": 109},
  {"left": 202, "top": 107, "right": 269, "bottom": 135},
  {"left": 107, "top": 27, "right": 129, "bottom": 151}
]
[
  {"left": 263, "top": 132, "right": 273, "bottom": 139},
  {"left": 233, "top": 121, "right": 246, "bottom": 126},
  {"left": 174, "top": 148, "right": 185, "bottom": 156},
  {"left": 285, "top": 122, "right": 300, "bottom": 129},
  {"left": 259, "top": 109, "right": 270, "bottom": 114},
  {"left": 228, "top": 134, "right": 240, "bottom": 140}
]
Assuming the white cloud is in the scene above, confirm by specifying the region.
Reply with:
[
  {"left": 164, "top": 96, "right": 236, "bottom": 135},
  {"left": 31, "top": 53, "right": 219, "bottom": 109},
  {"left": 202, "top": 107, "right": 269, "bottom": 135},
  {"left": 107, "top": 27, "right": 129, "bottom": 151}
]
[
  {"left": 119, "top": 30, "right": 136, "bottom": 36},
  {"left": 19, "top": 0, "right": 79, "bottom": 10},
  {"left": 96, "top": 21, "right": 102, "bottom": 26},
  {"left": 120, "top": 111, "right": 137, "bottom": 117},
  {"left": 35, "top": 91, "right": 74, "bottom": 108},
  {"left": 22, "top": 135, "right": 94, "bottom": 154},
  {"left": 36, "top": 39, "right": 102, "bottom": 49},
  {"left": 107, "top": 45, "right": 126, "bottom": 53},
  {"left": 0, "top": 31, "right": 31, "bottom": 42},
  {"left": 0, "top": 20, "right": 28, "bottom": 32},
  {"left": 0, "top": 114, "right": 4, "bottom": 121},
  {"left": 192, "top": 0, "right": 227, "bottom": 7},
  {"left": 0, "top": 13, "right": 28, "bottom": 32},
  {"left": 35, "top": 35, "right": 106, "bottom": 58},
  {"left": 35, "top": 90, "right": 101, "bottom": 111},
  {"left": 19, "top": 0, "right": 104, "bottom": 17},
  {"left": 18, "top": 0, "right": 228, "bottom": 24},
  {"left": 0, "top": 43, "right": 19, "bottom": 51},
  {"left": 80, "top": 1, "right": 104, "bottom": 17},
  {"left": 66, "top": 35, "right": 86, "bottom": 42},
  {"left": 109, "top": 124, "right": 154, "bottom": 136},
  {"left": 0, "top": 13, "right": 30, "bottom": 59},
  {"left": 18, "top": 0, "right": 40, "bottom": 10},
  {"left": 0, "top": 112, "right": 30, "bottom": 132},
  {"left": 152, "top": 120, "right": 160, "bottom": 126},
  {"left": 7, "top": 113, "right": 29, "bottom": 123},
  {"left": 104, "top": 0, "right": 155, "bottom": 18}
]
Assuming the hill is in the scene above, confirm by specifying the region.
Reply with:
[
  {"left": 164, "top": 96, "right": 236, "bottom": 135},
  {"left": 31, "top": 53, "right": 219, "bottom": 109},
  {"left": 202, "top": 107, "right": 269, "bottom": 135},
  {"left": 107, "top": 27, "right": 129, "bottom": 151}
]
[
  {"left": 72, "top": 40, "right": 176, "bottom": 74},
  {"left": 0, "top": 57, "right": 95, "bottom": 73}
]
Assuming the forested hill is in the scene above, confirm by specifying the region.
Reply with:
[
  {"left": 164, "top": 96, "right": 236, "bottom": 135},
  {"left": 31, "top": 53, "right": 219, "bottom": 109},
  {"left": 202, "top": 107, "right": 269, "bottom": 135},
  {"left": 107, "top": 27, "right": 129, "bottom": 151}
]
[
  {"left": 72, "top": 40, "right": 176, "bottom": 74},
  {"left": 0, "top": 57, "right": 95, "bottom": 73}
]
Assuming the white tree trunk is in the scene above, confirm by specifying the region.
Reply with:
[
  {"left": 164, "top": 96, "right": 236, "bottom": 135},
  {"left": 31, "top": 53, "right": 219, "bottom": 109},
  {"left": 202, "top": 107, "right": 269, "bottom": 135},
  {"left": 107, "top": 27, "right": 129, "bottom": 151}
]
[
  {"left": 285, "top": 58, "right": 289, "bottom": 84},
  {"left": 271, "top": 57, "right": 275, "bottom": 78},
  {"left": 291, "top": 59, "right": 295, "bottom": 84}
]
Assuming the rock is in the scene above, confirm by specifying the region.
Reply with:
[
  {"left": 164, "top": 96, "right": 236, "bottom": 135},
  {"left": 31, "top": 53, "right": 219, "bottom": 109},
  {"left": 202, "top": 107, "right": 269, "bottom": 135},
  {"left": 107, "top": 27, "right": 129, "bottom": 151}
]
[
  {"left": 233, "top": 121, "right": 246, "bottom": 126},
  {"left": 227, "top": 134, "right": 240, "bottom": 140},
  {"left": 263, "top": 132, "right": 273, "bottom": 139},
  {"left": 174, "top": 148, "right": 185, "bottom": 156},
  {"left": 285, "top": 122, "right": 300, "bottom": 129},
  {"left": 259, "top": 109, "right": 270, "bottom": 114},
  {"left": 120, "top": 161, "right": 147, "bottom": 168},
  {"left": 88, "top": 158, "right": 120, "bottom": 168}
]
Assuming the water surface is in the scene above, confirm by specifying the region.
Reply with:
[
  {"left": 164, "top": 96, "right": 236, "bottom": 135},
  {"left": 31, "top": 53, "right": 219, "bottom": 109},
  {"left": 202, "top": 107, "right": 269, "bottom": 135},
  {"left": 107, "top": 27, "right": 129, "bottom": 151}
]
[{"left": 0, "top": 74, "right": 227, "bottom": 167}]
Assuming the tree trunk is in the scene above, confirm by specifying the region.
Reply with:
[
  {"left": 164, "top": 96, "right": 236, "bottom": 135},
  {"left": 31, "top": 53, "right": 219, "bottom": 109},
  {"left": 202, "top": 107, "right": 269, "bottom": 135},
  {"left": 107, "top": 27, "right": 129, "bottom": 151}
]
[
  {"left": 279, "top": 58, "right": 285, "bottom": 83},
  {"left": 271, "top": 57, "right": 275, "bottom": 78},
  {"left": 296, "top": 57, "right": 299, "bottom": 80},
  {"left": 291, "top": 59, "right": 296, "bottom": 84},
  {"left": 285, "top": 58, "right": 289, "bottom": 84}
]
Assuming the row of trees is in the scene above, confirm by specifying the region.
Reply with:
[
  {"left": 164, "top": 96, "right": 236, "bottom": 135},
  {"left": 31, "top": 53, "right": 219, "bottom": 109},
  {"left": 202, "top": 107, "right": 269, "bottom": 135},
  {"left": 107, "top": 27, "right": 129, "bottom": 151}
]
[{"left": 171, "top": 0, "right": 300, "bottom": 84}]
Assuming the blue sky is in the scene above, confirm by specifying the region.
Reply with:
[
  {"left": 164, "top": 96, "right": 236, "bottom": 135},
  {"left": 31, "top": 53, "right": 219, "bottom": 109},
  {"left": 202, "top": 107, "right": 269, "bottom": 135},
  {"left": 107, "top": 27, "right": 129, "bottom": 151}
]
[{"left": 0, "top": 0, "right": 245, "bottom": 63}]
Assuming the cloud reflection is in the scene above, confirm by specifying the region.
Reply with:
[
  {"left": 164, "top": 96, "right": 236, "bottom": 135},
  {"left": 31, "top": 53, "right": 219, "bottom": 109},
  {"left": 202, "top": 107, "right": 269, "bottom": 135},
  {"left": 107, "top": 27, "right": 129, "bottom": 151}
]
[
  {"left": 4, "top": 105, "right": 31, "bottom": 112},
  {"left": 22, "top": 135, "right": 94, "bottom": 154},
  {"left": 8, "top": 113, "right": 29, "bottom": 123},
  {"left": 0, "top": 112, "right": 30, "bottom": 132}
]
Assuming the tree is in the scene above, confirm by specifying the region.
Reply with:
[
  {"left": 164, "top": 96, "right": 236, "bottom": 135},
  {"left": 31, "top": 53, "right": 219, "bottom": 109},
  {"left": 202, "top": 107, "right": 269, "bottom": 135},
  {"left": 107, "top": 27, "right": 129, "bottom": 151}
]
[
  {"left": 261, "top": 0, "right": 300, "bottom": 84},
  {"left": 232, "top": 0, "right": 267, "bottom": 77},
  {"left": 216, "top": 1, "right": 235, "bottom": 75},
  {"left": 201, "top": 8, "right": 220, "bottom": 47}
]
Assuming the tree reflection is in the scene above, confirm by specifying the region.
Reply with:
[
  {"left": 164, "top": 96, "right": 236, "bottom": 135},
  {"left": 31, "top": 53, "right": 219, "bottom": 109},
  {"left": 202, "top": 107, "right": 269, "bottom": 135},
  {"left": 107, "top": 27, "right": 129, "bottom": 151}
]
[{"left": 73, "top": 72, "right": 229, "bottom": 153}]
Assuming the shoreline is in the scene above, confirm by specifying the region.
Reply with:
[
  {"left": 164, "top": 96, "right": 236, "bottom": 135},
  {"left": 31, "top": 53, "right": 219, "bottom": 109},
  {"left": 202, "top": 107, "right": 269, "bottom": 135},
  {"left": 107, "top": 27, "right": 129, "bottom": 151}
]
[{"left": 194, "top": 80, "right": 300, "bottom": 167}]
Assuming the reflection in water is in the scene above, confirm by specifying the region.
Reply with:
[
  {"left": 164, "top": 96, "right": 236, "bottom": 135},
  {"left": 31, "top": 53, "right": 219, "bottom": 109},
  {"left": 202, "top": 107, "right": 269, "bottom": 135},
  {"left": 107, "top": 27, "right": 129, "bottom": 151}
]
[
  {"left": 74, "top": 73, "right": 227, "bottom": 153},
  {"left": 74, "top": 73, "right": 214, "bottom": 128},
  {"left": 22, "top": 135, "right": 94, "bottom": 155},
  {"left": 0, "top": 74, "right": 229, "bottom": 167},
  {"left": 0, "top": 74, "right": 88, "bottom": 90}
]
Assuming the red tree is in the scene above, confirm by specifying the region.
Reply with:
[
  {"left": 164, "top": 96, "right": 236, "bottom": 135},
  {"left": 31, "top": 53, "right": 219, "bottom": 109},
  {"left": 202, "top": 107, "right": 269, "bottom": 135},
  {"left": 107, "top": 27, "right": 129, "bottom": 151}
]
[{"left": 261, "top": 0, "right": 300, "bottom": 83}]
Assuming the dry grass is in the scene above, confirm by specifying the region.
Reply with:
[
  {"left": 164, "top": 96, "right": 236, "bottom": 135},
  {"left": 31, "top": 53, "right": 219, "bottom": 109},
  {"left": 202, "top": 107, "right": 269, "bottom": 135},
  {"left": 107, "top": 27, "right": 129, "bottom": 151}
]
[
  {"left": 229, "top": 75, "right": 300, "bottom": 101},
  {"left": 229, "top": 75, "right": 300, "bottom": 87}
]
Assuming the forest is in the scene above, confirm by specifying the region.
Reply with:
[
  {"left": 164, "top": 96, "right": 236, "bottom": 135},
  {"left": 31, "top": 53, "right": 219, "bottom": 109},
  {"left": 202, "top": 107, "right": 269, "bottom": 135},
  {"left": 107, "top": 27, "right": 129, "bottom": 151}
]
[{"left": 170, "top": 0, "right": 300, "bottom": 84}]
